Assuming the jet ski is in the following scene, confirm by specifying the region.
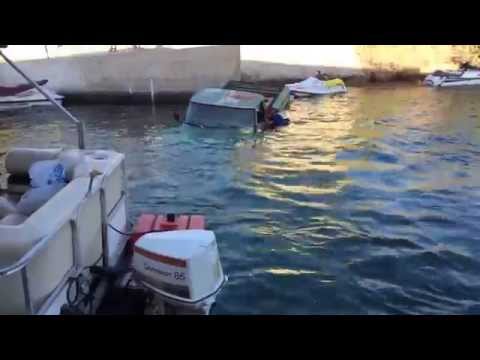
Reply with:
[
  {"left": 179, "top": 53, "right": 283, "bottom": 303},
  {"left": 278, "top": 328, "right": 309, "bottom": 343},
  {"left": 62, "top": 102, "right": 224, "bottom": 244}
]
[
  {"left": 0, "top": 79, "right": 64, "bottom": 111},
  {"left": 424, "top": 62, "right": 480, "bottom": 88},
  {"left": 286, "top": 75, "right": 347, "bottom": 96}
]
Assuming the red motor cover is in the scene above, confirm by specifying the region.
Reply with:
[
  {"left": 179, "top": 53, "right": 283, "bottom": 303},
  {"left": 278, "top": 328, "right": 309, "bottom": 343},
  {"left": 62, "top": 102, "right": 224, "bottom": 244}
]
[{"left": 128, "top": 214, "right": 205, "bottom": 250}]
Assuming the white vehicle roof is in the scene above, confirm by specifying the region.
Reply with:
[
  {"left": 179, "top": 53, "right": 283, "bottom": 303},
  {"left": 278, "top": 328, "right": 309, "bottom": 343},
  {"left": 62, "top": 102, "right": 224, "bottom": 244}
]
[{"left": 190, "top": 88, "right": 265, "bottom": 110}]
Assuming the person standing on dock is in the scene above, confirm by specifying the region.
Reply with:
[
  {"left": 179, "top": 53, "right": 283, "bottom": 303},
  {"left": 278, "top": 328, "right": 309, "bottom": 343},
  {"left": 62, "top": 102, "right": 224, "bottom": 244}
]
[{"left": 316, "top": 70, "right": 330, "bottom": 81}]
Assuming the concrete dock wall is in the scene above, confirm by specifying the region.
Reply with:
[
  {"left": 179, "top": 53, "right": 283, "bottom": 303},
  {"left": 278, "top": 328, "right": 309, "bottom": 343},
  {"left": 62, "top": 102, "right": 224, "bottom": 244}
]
[
  {"left": 240, "top": 45, "right": 480, "bottom": 83},
  {"left": 0, "top": 45, "right": 241, "bottom": 102},
  {"left": 241, "top": 45, "right": 363, "bottom": 82},
  {"left": 1, "top": 45, "right": 479, "bottom": 102}
]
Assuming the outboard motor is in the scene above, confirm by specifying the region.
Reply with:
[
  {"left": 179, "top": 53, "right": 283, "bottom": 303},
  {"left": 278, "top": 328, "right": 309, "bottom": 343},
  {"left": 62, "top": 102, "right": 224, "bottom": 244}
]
[{"left": 132, "top": 229, "right": 226, "bottom": 315}]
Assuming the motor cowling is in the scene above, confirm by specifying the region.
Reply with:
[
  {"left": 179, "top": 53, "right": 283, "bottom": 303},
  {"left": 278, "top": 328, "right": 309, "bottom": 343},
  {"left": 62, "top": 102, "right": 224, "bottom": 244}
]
[{"left": 132, "top": 229, "right": 226, "bottom": 314}]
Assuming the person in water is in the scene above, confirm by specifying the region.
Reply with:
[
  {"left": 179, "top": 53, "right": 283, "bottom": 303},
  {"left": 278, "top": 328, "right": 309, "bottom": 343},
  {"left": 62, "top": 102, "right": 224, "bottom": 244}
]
[{"left": 262, "top": 109, "right": 290, "bottom": 131}]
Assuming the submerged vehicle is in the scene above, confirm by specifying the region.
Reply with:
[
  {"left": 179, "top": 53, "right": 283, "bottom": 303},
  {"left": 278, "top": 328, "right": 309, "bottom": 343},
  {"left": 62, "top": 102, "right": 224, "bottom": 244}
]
[
  {"left": 184, "top": 86, "right": 291, "bottom": 132},
  {"left": 0, "top": 79, "right": 64, "bottom": 111},
  {"left": 184, "top": 88, "right": 266, "bottom": 131},
  {"left": 424, "top": 62, "right": 480, "bottom": 87},
  {"left": 0, "top": 46, "right": 226, "bottom": 315},
  {"left": 286, "top": 76, "right": 347, "bottom": 96}
]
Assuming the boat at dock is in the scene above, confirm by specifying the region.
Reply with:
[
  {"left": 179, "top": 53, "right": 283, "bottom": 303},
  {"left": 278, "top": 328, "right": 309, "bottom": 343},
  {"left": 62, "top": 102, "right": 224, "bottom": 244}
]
[
  {"left": 286, "top": 77, "right": 347, "bottom": 96},
  {"left": 0, "top": 45, "right": 226, "bottom": 315},
  {"left": 0, "top": 79, "right": 64, "bottom": 112},
  {"left": 424, "top": 62, "right": 480, "bottom": 88}
]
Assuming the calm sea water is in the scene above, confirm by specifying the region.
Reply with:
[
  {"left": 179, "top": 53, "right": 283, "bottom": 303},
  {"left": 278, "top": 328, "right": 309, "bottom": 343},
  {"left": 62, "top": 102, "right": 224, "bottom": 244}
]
[{"left": 1, "top": 85, "right": 480, "bottom": 314}]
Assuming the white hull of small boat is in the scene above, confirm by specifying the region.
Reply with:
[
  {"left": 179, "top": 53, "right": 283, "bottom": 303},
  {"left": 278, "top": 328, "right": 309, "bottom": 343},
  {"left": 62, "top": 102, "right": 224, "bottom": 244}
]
[
  {"left": 286, "top": 77, "right": 347, "bottom": 96},
  {"left": 424, "top": 69, "right": 480, "bottom": 88},
  {"left": 0, "top": 87, "right": 64, "bottom": 111}
]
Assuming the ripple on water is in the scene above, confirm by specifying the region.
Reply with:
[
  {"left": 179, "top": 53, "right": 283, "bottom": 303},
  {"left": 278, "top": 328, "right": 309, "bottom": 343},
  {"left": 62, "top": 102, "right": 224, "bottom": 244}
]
[{"left": 2, "top": 87, "right": 480, "bottom": 314}]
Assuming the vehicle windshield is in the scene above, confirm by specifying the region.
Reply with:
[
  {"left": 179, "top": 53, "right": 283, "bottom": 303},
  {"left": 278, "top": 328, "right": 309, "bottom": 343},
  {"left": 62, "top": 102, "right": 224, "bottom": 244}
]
[{"left": 185, "top": 103, "right": 257, "bottom": 129}]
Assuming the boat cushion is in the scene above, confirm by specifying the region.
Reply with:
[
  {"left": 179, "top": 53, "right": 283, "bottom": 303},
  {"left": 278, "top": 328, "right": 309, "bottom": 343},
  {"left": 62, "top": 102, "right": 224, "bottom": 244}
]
[{"left": 5, "top": 148, "right": 62, "bottom": 176}]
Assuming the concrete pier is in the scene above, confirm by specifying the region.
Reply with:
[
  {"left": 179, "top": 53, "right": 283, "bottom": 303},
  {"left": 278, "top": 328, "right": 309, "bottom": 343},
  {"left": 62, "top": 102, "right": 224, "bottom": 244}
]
[
  {"left": 0, "top": 45, "right": 241, "bottom": 103},
  {"left": 1, "top": 45, "right": 478, "bottom": 103},
  {"left": 240, "top": 45, "right": 478, "bottom": 84}
]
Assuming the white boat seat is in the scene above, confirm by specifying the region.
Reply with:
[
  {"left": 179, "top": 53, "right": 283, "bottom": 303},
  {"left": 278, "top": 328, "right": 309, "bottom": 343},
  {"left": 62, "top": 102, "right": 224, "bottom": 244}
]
[
  {"left": 4, "top": 147, "right": 90, "bottom": 194},
  {"left": 0, "top": 148, "right": 126, "bottom": 314},
  {"left": 5, "top": 148, "right": 63, "bottom": 176}
]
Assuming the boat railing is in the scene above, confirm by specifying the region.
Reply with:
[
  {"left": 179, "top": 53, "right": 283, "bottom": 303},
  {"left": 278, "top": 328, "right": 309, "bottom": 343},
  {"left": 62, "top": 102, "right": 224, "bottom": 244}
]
[
  {"left": 0, "top": 49, "right": 86, "bottom": 149},
  {"left": 0, "top": 190, "right": 127, "bottom": 314},
  {"left": 0, "top": 219, "right": 80, "bottom": 314}
]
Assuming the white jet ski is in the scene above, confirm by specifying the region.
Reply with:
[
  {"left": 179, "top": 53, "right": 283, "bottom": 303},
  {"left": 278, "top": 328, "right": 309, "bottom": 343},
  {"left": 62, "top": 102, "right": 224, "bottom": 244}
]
[
  {"left": 424, "top": 62, "right": 480, "bottom": 88},
  {"left": 286, "top": 76, "right": 347, "bottom": 96},
  {"left": 0, "top": 79, "right": 64, "bottom": 111}
]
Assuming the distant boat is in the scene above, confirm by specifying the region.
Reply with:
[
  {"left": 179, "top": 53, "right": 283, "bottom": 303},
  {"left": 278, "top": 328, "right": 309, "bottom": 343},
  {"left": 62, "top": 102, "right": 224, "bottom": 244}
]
[
  {"left": 0, "top": 79, "right": 64, "bottom": 111},
  {"left": 286, "top": 77, "right": 347, "bottom": 96},
  {"left": 424, "top": 63, "right": 480, "bottom": 88}
]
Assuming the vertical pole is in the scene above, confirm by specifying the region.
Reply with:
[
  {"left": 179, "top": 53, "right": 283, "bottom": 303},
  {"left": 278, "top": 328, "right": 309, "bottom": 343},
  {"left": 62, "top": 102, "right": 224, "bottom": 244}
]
[
  {"left": 150, "top": 79, "right": 156, "bottom": 116},
  {"left": 100, "top": 189, "right": 109, "bottom": 268},
  {"left": 21, "top": 267, "right": 34, "bottom": 314},
  {"left": 150, "top": 79, "right": 155, "bottom": 106},
  {"left": 70, "top": 219, "right": 80, "bottom": 268}
]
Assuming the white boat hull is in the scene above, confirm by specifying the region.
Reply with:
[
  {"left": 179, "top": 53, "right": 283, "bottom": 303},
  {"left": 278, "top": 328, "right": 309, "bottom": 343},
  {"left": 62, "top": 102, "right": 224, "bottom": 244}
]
[
  {"left": 286, "top": 77, "right": 347, "bottom": 96},
  {"left": 438, "top": 78, "right": 480, "bottom": 87},
  {"left": 424, "top": 69, "right": 480, "bottom": 88},
  {"left": 0, "top": 87, "right": 64, "bottom": 111}
]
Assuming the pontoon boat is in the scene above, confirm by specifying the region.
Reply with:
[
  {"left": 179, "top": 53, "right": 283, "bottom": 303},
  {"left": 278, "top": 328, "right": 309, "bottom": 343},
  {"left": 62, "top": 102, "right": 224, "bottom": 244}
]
[{"left": 0, "top": 46, "right": 226, "bottom": 315}]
